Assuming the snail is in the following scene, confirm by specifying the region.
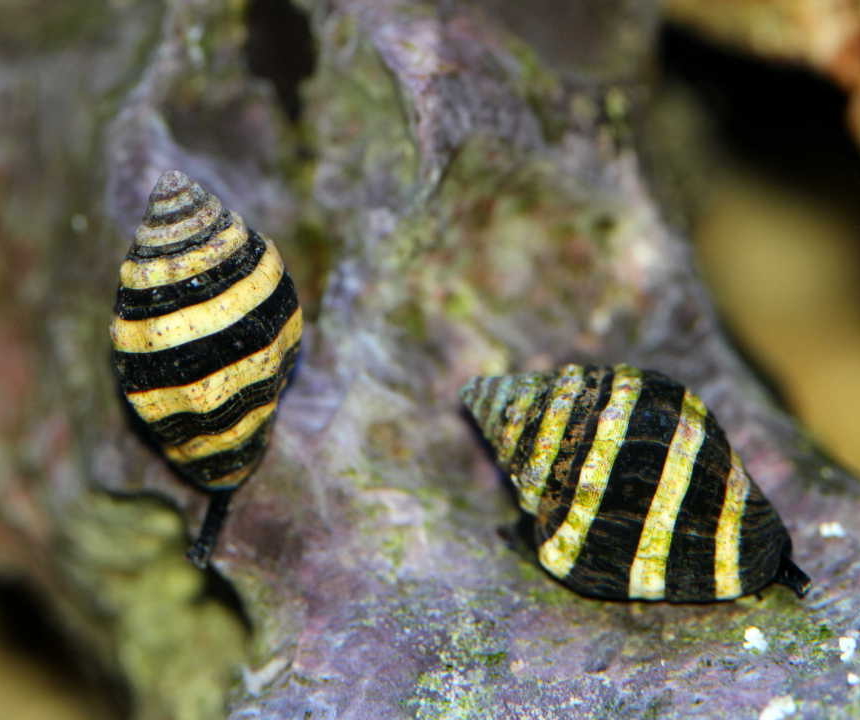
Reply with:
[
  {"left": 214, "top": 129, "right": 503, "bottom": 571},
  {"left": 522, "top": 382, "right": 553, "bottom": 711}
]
[
  {"left": 461, "top": 363, "right": 810, "bottom": 602},
  {"left": 110, "top": 170, "right": 302, "bottom": 567}
]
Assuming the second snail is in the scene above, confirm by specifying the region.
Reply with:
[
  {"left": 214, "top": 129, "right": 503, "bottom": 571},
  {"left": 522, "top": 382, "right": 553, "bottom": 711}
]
[{"left": 461, "top": 363, "right": 810, "bottom": 602}]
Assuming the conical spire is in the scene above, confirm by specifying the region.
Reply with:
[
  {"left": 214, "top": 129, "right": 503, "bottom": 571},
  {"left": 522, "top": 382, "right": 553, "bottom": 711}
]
[
  {"left": 460, "top": 371, "right": 549, "bottom": 470},
  {"left": 150, "top": 169, "right": 193, "bottom": 200},
  {"left": 461, "top": 365, "right": 589, "bottom": 514},
  {"left": 134, "top": 170, "right": 223, "bottom": 249}
]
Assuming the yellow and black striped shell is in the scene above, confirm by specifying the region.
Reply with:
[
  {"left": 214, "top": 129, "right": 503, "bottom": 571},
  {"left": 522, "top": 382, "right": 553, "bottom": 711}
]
[
  {"left": 461, "top": 363, "right": 811, "bottom": 602},
  {"left": 110, "top": 170, "right": 302, "bottom": 492}
]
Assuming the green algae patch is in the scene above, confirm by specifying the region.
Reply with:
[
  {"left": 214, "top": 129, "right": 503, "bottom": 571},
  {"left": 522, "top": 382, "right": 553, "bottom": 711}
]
[
  {"left": 304, "top": 16, "right": 419, "bottom": 211},
  {"left": 408, "top": 666, "right": 497, "bottom": 720},
  {"left": 653, "top": 586, "right": 839, "bottom": 674},
  {"left": 429, "top": 138, "right": 640, "bottom": 338},
  {"left": 405, "top": 598, "right": 510, "bottom": 720},
  {"left": 60, "top": 492, "right": 248, "bottom": 720}
]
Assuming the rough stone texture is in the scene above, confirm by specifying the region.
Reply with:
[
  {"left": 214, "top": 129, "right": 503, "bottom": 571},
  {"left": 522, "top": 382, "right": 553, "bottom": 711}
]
[{"left": 1, "top": 1, "right": 859, "bottom": 719}]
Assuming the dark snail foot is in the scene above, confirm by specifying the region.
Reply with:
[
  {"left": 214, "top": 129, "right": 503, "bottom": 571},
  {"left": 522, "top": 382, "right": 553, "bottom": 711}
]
[
  {"left": 774, "top": 554, "right": 811, "bottom": 598},
  {"left": 186, "top": 490, "right": 233, "bottom": 569}
]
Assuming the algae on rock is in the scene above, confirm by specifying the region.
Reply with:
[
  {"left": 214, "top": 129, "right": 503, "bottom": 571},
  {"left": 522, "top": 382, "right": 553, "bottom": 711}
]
[{"left": 1, "top": 1, "right": 859, "bottom": 719}]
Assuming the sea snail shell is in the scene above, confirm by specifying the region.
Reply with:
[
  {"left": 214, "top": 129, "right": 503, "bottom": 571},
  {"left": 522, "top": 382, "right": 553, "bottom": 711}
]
[
  {"left": 461, "top": 363, "right": 810, "bottom": 602},
  {"left": 110, "top": 170, "right": 302, "bottom": 566}
]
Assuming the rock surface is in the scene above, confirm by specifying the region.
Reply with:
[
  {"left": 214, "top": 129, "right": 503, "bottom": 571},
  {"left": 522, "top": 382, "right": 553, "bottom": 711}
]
[{"left": 1, "top": 1, "right": 859, "bottom": 719}]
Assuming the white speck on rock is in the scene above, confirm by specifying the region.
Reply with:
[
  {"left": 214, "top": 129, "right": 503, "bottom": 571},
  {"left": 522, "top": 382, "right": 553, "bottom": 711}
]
[
  {"left": 186, "top": 24, "right": 204, "bottom": 67},
  {"left": 847, "top": 672, "right": 859, "bottom": 686},
  {"left": 758, "top": 695, "right": 796, "bottom": 720},
  {"left": 744, "top": 626, "right": 768, "bottom": 653},
  {"left": 819, "top": 521, "right": 846, "bottom": 538},
  {"left": 242, "top": 656, "right": 289, "bottom": 697},
  {"left": 839, "top": 636, "right": 857, "bottom": 662}
]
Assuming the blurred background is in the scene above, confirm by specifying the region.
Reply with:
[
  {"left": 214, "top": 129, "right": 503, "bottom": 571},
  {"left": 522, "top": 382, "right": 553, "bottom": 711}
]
[
  {"left": 2, "top": 3, "right": 860, "bottom": 718},
  {"left": 656, "top": 22, "right": 860, "bottom": 479}
]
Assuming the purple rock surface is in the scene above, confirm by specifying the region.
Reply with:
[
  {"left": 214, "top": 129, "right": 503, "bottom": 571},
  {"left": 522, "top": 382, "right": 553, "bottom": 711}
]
[{"left": 1, "top": 1, "right": 858, "bottom": 719}]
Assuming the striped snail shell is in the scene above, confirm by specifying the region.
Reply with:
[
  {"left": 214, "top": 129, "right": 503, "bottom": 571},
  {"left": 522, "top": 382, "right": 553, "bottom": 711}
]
[
  {"left": 461, "top": 363, "right": 811, "bottom": 602},
  {"left": 110, "top": 170, "right": 302, "bottom": 567}
]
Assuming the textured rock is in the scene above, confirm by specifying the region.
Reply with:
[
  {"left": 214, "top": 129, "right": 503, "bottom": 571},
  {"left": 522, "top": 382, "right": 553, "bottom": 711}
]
[{"left": 1, "top": 1, "right": 859, "bottom": 719}]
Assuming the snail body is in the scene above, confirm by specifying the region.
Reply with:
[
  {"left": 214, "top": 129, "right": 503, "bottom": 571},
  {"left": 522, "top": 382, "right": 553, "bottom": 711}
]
[
  {"left": 461, "top": 363, "right": 810, "bottom": 602},
  {"left": 110, "top": 170, "right": 302, "bottom": 566}
]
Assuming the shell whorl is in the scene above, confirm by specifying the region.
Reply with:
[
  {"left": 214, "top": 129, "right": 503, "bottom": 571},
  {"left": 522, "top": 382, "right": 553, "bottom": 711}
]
[
  {"left": 462, "top": 367, "right": 577, "bottom": 515},
  {"left": 460, "top": 370, "right": 552, "bottom": 468},
  {"left": 134, "top": 170, "right": 226, "bottom": 255}
]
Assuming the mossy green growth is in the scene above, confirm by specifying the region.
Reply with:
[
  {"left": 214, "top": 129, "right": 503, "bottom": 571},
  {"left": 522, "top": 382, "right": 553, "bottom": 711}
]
[
  {"left": 752, "top": 596, "right": 840, "bottom": 667},
  {"left": 303, "top": 14, "right": 418, "bottom": 207},
  {"left": 386, "top": 299, "right": 427, "bottom": 341},
  {"left": 408, "top": 665, "right": 496, "bottom": 720},
  {"left": 60, "top": 492, "right": 248, "bottom": 720},
  {"left": 380, "top": 531, "right": 407, "bottom": 572},
  {"left": 503, "top": 32, "right": 565, "bottom": 144},
  {"left": 521, "top": 565, "right": 581, "bottom": 608},
  {"left": 159, "top": 0, "right": 249, "bottom": 105},
  {"left": 662, "top": 586, "right": 839, "bottom": 670},
  {"left": 405, "top": 600, "right": 509, "bottom": 720},
  {"left": 427, "top": 138, "right": 635, "bottom": 334}
]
